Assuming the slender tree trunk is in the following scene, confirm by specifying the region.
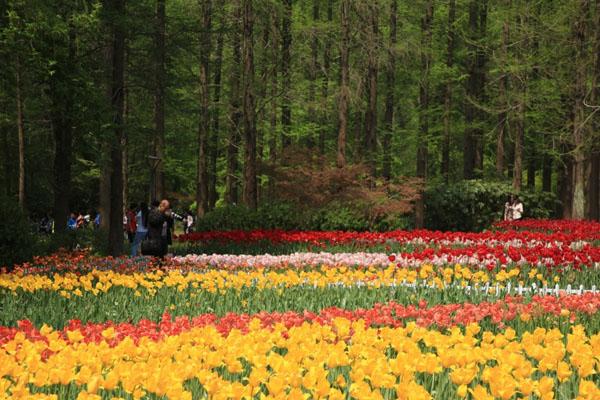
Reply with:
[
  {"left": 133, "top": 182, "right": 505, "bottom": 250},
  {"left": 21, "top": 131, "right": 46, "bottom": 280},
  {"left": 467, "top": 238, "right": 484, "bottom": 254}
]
[
  {"left": 16, "top": 55, "right": 25, "bottom": 208},
  {"left": 337, "top": 0, "right": 350, "bottom": 168},
  {"left": 209, "top": 24, "right": 224, "bottom": 211},
  {"left": 559, "top": 154, "right": 574, "bottom": 218},
  {"left": 416, "top": 0, "right": 433, "bottom": 228},
  {"left": 197, "top": 0, "right": 211, "bottom": 218},
  {"left": 122, "top": 49, "right": 129, "bottom": 211},
  {"left": 107, "top": 0, "right": 126, "bottom": 256},
  {"left": 242, "top": 0, "right": 257, "bottom": 208},
  {"left": 281, "top": 0, "right": 292, "bottom": 150},
  {"left": 269, "top": 7, "right": 278, "bottom": 163},
  {"left": 52, "top": 27, "right": 76, "bottom": 233},
  {"left": 441, "top": 0, "right": 455, "bottom": 183},
  {"left": 319, "top": 0, "right": 332, "bottom": 156},
  {"left": 363, "top": 3, "right": 379, "bottom": 177},
  {"left": 153, "top": 0, "right": 166, "bottom": 201},
  {"left": 496, "top": 18, "right": 509, "bottom": 178},
  {"left": 307, "top": 0, "right": 319, "bottom": 150},
  {"left": 571, "top": 0, "right": 589, "bottom": 219},
  {"left": 542, "top": 152, "right": 553, "bottom": 192},
  {"left": 225, "top": 3, "right": 242, "bottom": 205},
  {"left": 512, "top": 100, "right": 524, "bottom": 190},
  {"left": 383, "top": 0, "right": 397, "bottom": 181},
  {"left": 588, "top": 0, "right": 600, "bottom": 219},
  {"left": 474, "top": 0, "right": 488, "bottom": 173}
]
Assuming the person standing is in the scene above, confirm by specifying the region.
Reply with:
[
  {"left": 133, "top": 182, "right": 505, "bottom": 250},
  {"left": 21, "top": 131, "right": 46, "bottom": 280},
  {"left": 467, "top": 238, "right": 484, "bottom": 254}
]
[
  {"left": 131, "top": 202, "right": 149, "bottom": 257},
  {"left": 143, "top": 199, "right": 173, "bottom": 259},
  {"left": 504, "top": 195, "right": 514, "bottom": 221},
  {"left": 67, "top": 213, "right": 77, "bottom": 230},
  {"left": 125, "top": 204, "right": 137, "bottom": 244},
  {"left": 512, "top": 196, "right": 524, "bottom": 221}
]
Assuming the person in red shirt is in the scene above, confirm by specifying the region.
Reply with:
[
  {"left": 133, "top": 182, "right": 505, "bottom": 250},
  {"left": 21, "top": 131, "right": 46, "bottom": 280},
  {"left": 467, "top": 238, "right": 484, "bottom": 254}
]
[{"left": 125, "top": 204, "right": 137, "bottom": 244}]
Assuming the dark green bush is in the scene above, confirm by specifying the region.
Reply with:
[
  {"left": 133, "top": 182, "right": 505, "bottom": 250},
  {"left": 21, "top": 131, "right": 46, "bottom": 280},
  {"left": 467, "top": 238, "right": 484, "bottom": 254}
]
[
  {"left": 0, "top": 195, "right": 39, "bottom": 269},
  {"left": 424, "top": 180, "right": 559, "bottom": 232}
]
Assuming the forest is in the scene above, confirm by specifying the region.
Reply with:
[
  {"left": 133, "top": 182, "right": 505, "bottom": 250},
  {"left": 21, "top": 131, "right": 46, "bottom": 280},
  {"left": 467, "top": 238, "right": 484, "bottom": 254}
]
[{"left": 1, "top": 0, "right": 599, "bottom": 255}]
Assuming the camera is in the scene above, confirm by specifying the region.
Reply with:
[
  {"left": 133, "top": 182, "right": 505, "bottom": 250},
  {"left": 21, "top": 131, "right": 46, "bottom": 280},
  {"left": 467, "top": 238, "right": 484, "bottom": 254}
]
[{"left": 171, "top": 211, "right": 185, "bottom": 222}]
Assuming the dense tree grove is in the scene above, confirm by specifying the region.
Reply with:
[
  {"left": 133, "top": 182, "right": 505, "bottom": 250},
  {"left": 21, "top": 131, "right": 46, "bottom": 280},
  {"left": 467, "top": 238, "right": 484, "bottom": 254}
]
[{"left": 1, "top": 0, "right": 599, "bottom": 236}]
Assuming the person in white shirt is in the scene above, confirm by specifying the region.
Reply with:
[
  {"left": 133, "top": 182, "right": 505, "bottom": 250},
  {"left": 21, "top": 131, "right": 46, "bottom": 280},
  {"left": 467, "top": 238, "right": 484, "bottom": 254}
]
[{"left": 504, "top": 195, "right": 523, "bottom": 221}]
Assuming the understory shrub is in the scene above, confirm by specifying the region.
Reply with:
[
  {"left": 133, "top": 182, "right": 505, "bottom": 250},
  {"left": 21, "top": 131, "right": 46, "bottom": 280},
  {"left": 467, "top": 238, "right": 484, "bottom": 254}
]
[
  {"left": 0, "top": 195, "right": 39, "bottom": 269},
  {"left": 425, "top": 180, "right": 560, "bottom": 232}
]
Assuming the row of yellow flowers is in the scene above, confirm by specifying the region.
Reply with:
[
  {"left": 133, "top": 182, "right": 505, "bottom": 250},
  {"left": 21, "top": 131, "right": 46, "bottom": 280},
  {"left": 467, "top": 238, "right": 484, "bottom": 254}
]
[
  {"left": 1, "top": 319, "right": 599, "bottom": 399},
  {"left": 0, "top": 265, "right": 561, "bottom": 297}
]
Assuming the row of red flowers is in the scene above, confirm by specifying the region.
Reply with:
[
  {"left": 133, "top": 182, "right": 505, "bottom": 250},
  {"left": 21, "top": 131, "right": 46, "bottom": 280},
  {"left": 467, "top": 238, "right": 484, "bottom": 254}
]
[
  {"left": 2, "top": 293, "right": 599, "bottom": 347},
  {"left": 176, "top": 220, "right": 600, "bottom": 246}
]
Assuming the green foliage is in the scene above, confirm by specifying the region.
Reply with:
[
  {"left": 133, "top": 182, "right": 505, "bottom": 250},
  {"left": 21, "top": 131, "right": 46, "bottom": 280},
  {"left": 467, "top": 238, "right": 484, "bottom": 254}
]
[
  {"left": 0, "top": 195, "right": 38, "bottom": 269},
  {"left": 425, "top": 180, "right": 560, "bottom": 232}
]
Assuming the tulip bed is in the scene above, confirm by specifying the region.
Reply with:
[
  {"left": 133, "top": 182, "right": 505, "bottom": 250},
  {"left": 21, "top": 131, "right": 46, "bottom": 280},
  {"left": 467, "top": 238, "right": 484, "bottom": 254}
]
[{"left": 1, "top": 219, "right": 600, "bottom": 399}]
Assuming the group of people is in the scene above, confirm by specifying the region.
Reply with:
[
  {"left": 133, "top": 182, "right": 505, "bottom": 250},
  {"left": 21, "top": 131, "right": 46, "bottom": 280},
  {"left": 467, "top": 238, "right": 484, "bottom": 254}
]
[
  {"left": 126, "top": 200, "right": 194, "bottom": 258},
  {"left": 503, "top": 195, "right": 524, "bottom": 221}
]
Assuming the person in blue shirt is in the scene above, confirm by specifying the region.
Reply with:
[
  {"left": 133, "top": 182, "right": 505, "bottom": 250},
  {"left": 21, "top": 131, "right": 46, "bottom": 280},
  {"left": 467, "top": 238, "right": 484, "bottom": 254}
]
[
  {"left": 131, "top": 202, "right": 149, "bottom": 257},
  {"left": 67, "top": 213, "right": 77, "bottom": 230}
]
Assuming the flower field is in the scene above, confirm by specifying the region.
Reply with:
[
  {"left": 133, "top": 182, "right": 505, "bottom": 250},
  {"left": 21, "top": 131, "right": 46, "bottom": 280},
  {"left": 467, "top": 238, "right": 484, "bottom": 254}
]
[{"left": 1, "top": 220, "right": 600, "bottom": 399}]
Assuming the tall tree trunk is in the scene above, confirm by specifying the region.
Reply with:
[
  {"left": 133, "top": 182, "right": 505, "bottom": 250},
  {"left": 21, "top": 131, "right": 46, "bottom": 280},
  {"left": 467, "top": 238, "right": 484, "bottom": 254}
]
[
  {"left": 225, "top": 3, "right": 242, "bottom": 205},
  {"left": 559, "top": 154, "right": 574, "bottom": 218},
  {"left": 52, "top": 27, "right": 76, "bottom": 233},
  {"left": 416, "top": 0, "right": 433, "bottom": 228},
  {"left": 363, "top": 3, "right": 379, "bottom": 177},
  {"left": 16, "top": 55, "right": 25, "bottom": 208},
  {"left": 242, "top": 0, "right": 257, "bottom": 208},
  {"left": 319, "top": 0, "right": 332, "bottom": 156},
  {"left": 197, "top": 0, "right": 211, "bottom": 218},
  {"left": 496, "top": 17, "right": 509, "bottom": 178},
  {"left": 588, "top": 0, "right": 600, "bottom": 219},
  {"left": 280, "top": 0, "right": 292, "bottom": 150},
  {"left": 307, "top": 0, "right": 319, "bottom": 150},
  {"left": 571, "top": 0, "right": 589, "bottom": 219},
  {"left": 441, "top": 0, "right": 455, "bottom": 183},
  {"left": 153, "top": 0, "right": 166, "bottom": 201},
  {"left": 542, "top": 153, "right": 553, "bottom": 192},
  {"left": 382, "top": 0, "right": 397, "bottom": 181},
  {"left": 122, "top": 49, "right": 129, "bottom": 211},
  {"left": 269, "top": 7, "right": 278, "bottom": 163},
  {"left": 463, "top": 0, "right": 487, "bottom": 179},
  {"left": 337, "top": 0, "right": 350, "bottom": 168},
  {"left": 209, "top": 23, "right": 224, "bottom": 211},
  {"left": 512, "top": 101, "right": 524, "bottom": 190},
  {"left": 107, "top": 0, "right": 126, "bottom": 256}
]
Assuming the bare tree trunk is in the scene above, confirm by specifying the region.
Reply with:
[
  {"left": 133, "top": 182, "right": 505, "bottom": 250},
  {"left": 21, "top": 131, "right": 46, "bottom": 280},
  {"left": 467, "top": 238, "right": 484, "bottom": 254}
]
[
  {"left": 542, "top": 151, "right": 553, "bottom": 192},
  {"left": 319, "top": 0, "right": 332, "bottom": 156},
  {"left": 209, "top": 23, "right": 224, "bottom": 211},
  {"left": 225, "top": 3, "right": 242, "bottom": 205},
  {"left": 153, "top": 0, "right": 166, "bottom": 201},
  {"left": 122, "top": 48, "right": 129, "bottom": 211},
  {"left": 587, "top": 0, "right": 600, "bottom": 219},
  {"left": 337, "top": 0, "right": 350, "bottom": 168},
  {"left": 441, "top": 0, "right": 455, "bottom": 183},
  {"left": 197, "top": 0, "right": 211, "bottom": 218},
  {"left": 383, "top": 0, "right": 397, "bottom": 181},
  {"left": 512, "top": 100, "right": 524, "bottom": 190},
  {"left": 16, "top": 55, "right": 25, "bottom": 208},
  {"left": 107, "top": 0, "right": 126, "bottom": 256},
  {"left": 307, "top": 0, "right": 319, "bottom": 150},
  {"left": 416, "top": 0, "right": 433, "bottom": 228},
  {"left": 242, "top": 0, "right": 257, "bottom": 208},
  {"left": 269, "top": 7, "right": 278, "bottom": 163},
  {"left": 559, "top": 154, "right": 574, "bottom": 218},
  {"left": 496, "top": 17, "right": 509, "bottom": 178},
  {"left": 281, "top": 0, "right": 292, "bottom": 150},
  {"left": 363, "top": 2, "right": 379, "bottom": 177},
  {"left": 571, "top": 0, "right": 589, "bottom": 219},
  {"left": 474, "top": 0, "right": 488, "bottom": 174}
]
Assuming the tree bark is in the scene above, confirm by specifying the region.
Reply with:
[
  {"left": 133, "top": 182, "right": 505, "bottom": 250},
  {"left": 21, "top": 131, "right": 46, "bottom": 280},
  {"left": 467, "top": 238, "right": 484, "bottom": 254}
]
[
  {"left": 242, "top": 0, "right": 257, "bottom": 208},
  {"left": 382, "top": 0, "right": 397, "bottom": 181},
  {"left": 307, "top": 0, "right": 319, "bottom": 150},
  {"left": 153, "top": 0, "right": 166, "bottom": 201},
  {"left": 441, "top": 0, "right": 455, "bottom": 183},
  {"left": 107, "top": 0, "right": 126, "bottom": 256},
  {"left": 587, "top": 0, "right": 600, "bottom": 219},
  {"left": 337, "top": 0, "right": 350, "bottom": 168},
  {"left": 319, "top": 0, "right": 333, "bottom": 156},
  {"left": 571, "top": 0, "right": 589, "bottom": 219},
  {"left": 542, "top": 152, "right": 553, "bottom": 192},
  {"left": 269, "top": 7, "right": 278, "bottom": 163},
  {"left": 281, "top": 0, "right": 292, "bottom": 149},
  {"left": 197, "top": 0, "right": 212, "bottom": 218},
  {"left": 209, "top": 22, "right": 224, "bottom": 211},
  {"left": 225, "top": 3, "right": 242, "bottom": 205},
  {"left": 416, "top": 0, "right": 433, "bottom": 228},
  {"left": 16, "top": 55, "right": 25, "bottom": 208},
  {"left": 496, "top": 18, "right": 509, "bottom": 178},
  {"left": 463, "top": 0, "right": 487, "bottom": 179},
  {"left": 512, "top": 100, "right": 524, "bottom": 190},
  {"left": 363, "top": 2, "right": 379, "bottom": 176}
]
